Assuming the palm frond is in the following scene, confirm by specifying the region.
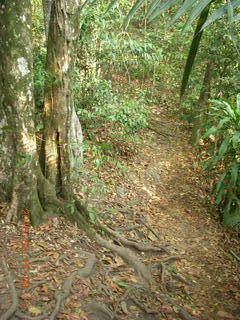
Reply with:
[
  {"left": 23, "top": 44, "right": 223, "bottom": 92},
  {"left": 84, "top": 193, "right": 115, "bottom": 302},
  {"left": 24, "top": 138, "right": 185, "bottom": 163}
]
[{"left": 180, "top": 2, "right": 212, "bottom": 97}]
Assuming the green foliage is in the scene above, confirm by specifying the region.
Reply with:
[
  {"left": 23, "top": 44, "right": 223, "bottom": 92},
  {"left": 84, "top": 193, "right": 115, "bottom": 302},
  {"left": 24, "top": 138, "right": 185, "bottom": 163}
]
[
  {"left": 74, "top": 76, "right": 149, "bottom": 134},
  {"left": 202, "top": 95, "right": 240, "bottom": 228},
  {"left": 79, "top": 2, "right": 163, "bottom": 81}
]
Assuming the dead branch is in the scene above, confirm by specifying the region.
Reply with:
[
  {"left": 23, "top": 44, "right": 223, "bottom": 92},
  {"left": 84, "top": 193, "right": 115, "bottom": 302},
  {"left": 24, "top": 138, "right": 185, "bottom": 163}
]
[
  {"left": 95, "top": 234, "right": 152, "bottom": 285},
  {"left": 1, "top": 255, "right": 19, "bottom": 320},
  {"left": 160, "top": 262, "right": 167, "bottom": 292},
  {"left": 229, "top": 250, "right": 240, "bottom": 263},
  {"left": 30, "top": 256, "right": 50, "bottom": 263}
]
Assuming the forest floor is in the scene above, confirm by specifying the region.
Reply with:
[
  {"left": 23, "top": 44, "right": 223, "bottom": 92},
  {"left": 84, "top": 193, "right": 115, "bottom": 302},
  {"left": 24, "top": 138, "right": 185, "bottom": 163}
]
[{"left": 0, "top": 100, "right": 240, "bottom": 320}]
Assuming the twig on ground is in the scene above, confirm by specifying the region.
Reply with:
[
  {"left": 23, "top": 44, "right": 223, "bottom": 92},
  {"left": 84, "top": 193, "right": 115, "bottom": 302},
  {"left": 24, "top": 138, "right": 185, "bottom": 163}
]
[
  {"left": 171, "top": 272, "right": 191, "bottom": 285},
  {"left": 160, "top": 262, "right": 167, "bottom": 291},
  {"left": 229, "top": 250, "right": 240, "bottom": 263},
  {"left": 30, "top": 256, "right": 50, "bottom": 263},
  {"left": 119, "top": 224, "right": 140, "bottom": 232},
  {"left": 160, "top": 255, "right": 181, "bottom": 263},
  {"left": 148, "top": 125, "right": 176, "bottom": 137},
  {"left": 26, "top": 280, "right": 46, "bottom": 292}
]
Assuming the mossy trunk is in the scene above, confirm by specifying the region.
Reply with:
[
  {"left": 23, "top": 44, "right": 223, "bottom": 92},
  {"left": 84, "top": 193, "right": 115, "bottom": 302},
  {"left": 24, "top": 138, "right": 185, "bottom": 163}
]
[
  {"left": 0, "top": 0, "right": 84, "bottom": 226},
  {"left": 0, "top": 0, "right": 44, "bottom": 224}
]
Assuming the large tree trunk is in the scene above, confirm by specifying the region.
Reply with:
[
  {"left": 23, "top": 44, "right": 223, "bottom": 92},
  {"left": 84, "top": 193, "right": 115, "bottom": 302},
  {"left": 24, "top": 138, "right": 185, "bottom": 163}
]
[
  {"left": 42, "top": 0, "right": 82, "bottom": 200},
  {"left": 0, "top": 0, "right": 44, "bottom": 224},
  {"left": 0, "top": 0, "right": 84, "bottom": 225}
]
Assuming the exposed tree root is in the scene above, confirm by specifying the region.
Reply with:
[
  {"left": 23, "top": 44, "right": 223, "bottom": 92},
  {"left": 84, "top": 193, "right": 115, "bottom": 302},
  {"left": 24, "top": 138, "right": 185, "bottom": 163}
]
[
  {"left": 159, "top": 255, "right": 181, "bottom": 263},
  {"left": 1, "top": 252, "right": 96, "bottom": 320},
  {"left": 49, "top": 251, "right": 96, "bottom": 320},
  {"left": 95, "top": 234, "right": 152, "bottom": 285},
  {"left": 26, "top": 280, "right": 46, "bottom": 292},
  {"left": 87, "top": 301, "right": 120, "bottom": 320},
  {"left": 101, "top": 224, "right": 165, "bottom": 253},
  {"left": 178, "top": 307, "right": 196, "bottom": 320},
  {"left": 136, "top": 218, "right": 163, "bottom": 242},
  {"left": 1, "top": 256, "right": 18, "bottom": 320},
  {"left": 130, "top": 296, "right": 158, "bottom": 314},
  {"left": 16, "top": 307, "right": 51, "bottom": 320}
]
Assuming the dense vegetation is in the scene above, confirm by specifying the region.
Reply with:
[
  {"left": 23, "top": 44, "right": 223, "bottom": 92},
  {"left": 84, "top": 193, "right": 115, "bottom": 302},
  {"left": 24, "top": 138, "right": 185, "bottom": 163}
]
[
  {"left": 31, "top": 0, "right": 240, "bottom": 227},
  {"left": 1, "top": 1, "right": 240, "bottom": 319}
]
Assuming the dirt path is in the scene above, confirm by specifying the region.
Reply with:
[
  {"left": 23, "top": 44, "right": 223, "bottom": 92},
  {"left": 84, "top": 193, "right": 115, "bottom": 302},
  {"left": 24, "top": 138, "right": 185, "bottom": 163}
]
[
  {"left": 90, "top": 104, "right": 240, "bottom": 319},
  {"left": 0, "top": 104, "right": 239, "bottom": 320}
]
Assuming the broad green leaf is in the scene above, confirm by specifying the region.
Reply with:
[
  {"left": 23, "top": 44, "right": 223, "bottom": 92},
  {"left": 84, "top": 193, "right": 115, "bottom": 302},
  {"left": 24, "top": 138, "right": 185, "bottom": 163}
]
[
  {"left": 236, "top": 93, "right": 240, "bottom": 115},
  {"left": 214, "top": 172, "right": 227, "bottom": 194},
  {"left": 230, "top": 160, "right": 239, "bottom": 185},
  {"left": 123, "top": 0, "right": 146, "bottom": 29},
  {"left": 202, "top": 117, "right": 230, "bottom": 139},
  {"left": 180, "top": 2, "right": 212, "bottom": 96},
  {"left": 232, "top": 131, "right": 240, "bottom": 148},
  {"left": 167, "top": 0, "right": 196, "bottom": 27},
  {"left": 233, "top": 12, "right": 240, "bottom": 21},
  {"left": 216, "top": 117, "right": 231, "bottom": 129},
  {"left": 222, "top": 101, "right": 236, "bottom": 120},
  {"left": 218, "top": 136, "right": 231, "bottom": 158},
  {"left": 183, "top": 0, "right": 212, "bottom": 31},
  {"left": 117, "top": 281, "right": 129, "bottom": 288},
  {"left": 202, "top": 126, "right": 218, "bottom": 139},
  {"left": 146, "top": 0, "right": 163, "bottom": 19},
  {"left": 216, "top": 184, "right": 224, "bottom": 205},
  {"left": 148, "top": 0, "right": 181, "bottom": 21},
  {"left": 88, "top": 207, "right": 96, "bottom": 224},
  {"left": 227, "top": 0, "right": 234, "bottom": 24},
  {"left": 105, "top": 0, "right": 118, "bottom": 14},
  {"left": 201, "top": 0, "right": 240, "bottom": 30}
]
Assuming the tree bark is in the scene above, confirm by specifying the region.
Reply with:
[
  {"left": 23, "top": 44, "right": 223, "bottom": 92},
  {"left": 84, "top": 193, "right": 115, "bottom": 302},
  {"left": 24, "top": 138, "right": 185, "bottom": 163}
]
[
  {"left": 0, "top": 0, "right": 44, "bottom": 224},
  {"left": 42, "top": 0, "right": 53, "bottom": 39},
  {"left": 42, "top": 0, "right": 82, "bottom": 200}
]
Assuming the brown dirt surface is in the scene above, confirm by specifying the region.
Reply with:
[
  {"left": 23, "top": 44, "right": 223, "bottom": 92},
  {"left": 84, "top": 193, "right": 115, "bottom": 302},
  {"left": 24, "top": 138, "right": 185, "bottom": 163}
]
[{"left": 0, "top": 104, "right": 239, "bottom": 320}]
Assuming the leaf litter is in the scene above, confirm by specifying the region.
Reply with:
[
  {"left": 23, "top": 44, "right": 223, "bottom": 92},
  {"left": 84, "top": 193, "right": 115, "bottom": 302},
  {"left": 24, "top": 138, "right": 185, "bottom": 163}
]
[{"left": 0, "top": 103, "right": 239, "bottom": 320}]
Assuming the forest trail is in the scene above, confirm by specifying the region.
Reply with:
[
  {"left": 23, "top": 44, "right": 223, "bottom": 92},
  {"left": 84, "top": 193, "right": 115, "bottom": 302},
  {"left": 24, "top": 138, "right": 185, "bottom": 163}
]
[
  {"left": 0, "top": 102, "right": 239, "bottom": 320},
  {"left": 87, "top": 102, "right": 240, "bottom": 319}
]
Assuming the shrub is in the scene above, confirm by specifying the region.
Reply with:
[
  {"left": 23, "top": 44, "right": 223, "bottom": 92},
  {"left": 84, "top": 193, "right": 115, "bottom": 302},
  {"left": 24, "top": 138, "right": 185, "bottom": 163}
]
[{"left": 202, "top": 94, "right": 240, "bottom": 228}]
